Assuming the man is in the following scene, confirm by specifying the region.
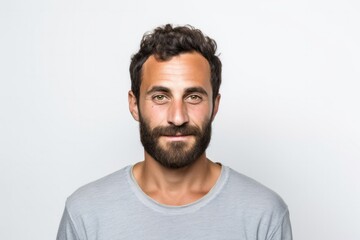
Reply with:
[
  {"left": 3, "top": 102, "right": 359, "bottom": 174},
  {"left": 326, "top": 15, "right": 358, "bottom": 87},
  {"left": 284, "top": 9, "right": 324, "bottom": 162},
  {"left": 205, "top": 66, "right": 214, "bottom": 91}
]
[{"left": 57, "top": 24, "right": 292, "bottom": 240}]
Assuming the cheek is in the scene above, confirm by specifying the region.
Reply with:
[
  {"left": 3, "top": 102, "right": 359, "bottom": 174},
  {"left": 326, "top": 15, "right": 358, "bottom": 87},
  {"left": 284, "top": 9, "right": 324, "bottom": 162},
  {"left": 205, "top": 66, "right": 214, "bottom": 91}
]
[
  {"left": 188, "top": 104, "right": 213, "bottom": 123},
  {"left": 140, "top": 103, "right": 168, "bottom": 126}
]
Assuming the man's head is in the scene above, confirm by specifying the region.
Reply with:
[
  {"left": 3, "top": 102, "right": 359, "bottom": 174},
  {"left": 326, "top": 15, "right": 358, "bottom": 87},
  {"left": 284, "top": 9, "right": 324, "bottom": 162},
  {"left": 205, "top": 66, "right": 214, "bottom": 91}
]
[
  {"left": 129, "top": 24, "right": 222, "bottom": 104},
  {"left": 128, "top": 24, "right": 222, "bottom": 169}
]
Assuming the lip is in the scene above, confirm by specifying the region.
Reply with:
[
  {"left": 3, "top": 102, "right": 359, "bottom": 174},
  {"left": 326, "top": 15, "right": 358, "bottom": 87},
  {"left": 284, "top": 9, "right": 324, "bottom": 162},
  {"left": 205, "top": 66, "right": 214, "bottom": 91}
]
[{"left": 162, "top": 135, "right": 192, "bottom": 141}]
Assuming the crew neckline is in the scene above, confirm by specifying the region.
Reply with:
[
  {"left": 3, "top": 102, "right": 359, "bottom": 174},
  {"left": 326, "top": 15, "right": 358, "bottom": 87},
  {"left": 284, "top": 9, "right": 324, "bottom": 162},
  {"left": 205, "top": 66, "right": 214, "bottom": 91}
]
[{"left": 126, "top": 164, "right": 229, "bottom": 215}]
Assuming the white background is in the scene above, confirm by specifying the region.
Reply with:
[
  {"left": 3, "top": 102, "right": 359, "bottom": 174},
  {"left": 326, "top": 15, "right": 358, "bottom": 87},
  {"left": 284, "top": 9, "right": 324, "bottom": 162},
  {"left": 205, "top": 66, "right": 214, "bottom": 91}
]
[{"left": 1, "top": 0, "right": 359, "bottom": 239}]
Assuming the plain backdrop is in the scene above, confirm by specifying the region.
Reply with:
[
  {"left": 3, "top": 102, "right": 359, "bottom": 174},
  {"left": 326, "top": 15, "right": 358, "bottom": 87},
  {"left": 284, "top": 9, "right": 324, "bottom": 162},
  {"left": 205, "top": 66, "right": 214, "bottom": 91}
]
[{"left": 1, "top": 0, "right": 359, "bottom": 239}]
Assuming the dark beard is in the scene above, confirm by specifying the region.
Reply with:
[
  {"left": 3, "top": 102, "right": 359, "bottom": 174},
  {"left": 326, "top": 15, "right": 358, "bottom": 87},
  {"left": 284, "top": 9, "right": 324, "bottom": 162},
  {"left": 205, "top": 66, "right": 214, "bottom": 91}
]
[{"left": 139, "top": 116, "right": 212, "bottom": 169}]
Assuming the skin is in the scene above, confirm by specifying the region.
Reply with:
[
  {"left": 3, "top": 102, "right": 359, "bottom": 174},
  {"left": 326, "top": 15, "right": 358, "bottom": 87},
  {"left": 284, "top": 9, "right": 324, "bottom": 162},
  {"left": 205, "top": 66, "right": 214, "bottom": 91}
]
[{"left": 128, "top": 52, "right": 221, "bottom": 206}]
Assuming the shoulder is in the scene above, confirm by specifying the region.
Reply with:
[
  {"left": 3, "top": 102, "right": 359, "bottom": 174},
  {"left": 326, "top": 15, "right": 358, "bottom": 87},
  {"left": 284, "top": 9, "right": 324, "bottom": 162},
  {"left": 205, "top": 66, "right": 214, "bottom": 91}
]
[
  {"left": 223, "top": 166, "right": 288, "bottom": 214},
  {"left": 218, "top": 166, "right": 291, "bottom": 237},
  {"left": 65, "top": 165, "right": 131, "bottom": 216}
]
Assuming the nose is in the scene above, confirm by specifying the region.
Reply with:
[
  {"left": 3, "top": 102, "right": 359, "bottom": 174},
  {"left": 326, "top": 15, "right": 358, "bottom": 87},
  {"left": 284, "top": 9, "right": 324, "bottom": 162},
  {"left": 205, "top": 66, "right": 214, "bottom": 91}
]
[{"left": 167, "top": 100, "right": 189, "bottom": 126}]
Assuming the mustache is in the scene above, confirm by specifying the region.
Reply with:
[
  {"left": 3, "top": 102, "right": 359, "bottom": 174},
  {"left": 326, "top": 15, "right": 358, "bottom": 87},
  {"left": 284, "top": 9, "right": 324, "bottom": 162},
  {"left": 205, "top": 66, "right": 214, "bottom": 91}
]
[{"left": 151, "top": 125, "right": 201, "bottom": 137}]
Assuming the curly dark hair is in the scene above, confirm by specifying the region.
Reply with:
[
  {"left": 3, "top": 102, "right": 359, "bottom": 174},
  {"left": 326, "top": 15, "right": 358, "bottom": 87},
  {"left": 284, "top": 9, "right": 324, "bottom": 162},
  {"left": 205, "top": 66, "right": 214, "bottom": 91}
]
[{"left": 129, "top": 24, "right": 222, "bottom": 103}]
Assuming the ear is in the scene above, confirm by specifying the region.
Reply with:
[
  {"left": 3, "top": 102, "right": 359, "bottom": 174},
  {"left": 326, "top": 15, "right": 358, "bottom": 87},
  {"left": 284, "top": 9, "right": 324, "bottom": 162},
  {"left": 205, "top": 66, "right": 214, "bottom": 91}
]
[
  {"left": 211, "top": 94, "right": 221, "bottom": 121},
  {"left": 128, "top": 90, "right": 140, "bottom": 121}
]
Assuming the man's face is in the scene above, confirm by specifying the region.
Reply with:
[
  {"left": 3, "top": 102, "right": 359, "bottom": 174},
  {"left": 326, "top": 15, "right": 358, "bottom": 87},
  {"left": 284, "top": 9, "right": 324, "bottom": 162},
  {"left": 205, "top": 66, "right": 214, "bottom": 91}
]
[{"left": 129, "top": 52, "right": 220, "bottom": 169}]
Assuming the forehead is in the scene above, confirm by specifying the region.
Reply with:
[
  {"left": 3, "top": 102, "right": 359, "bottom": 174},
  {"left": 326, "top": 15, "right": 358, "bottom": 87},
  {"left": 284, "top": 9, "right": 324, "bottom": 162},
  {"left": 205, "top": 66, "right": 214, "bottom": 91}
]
[{"left": 141, "top": 52, "right": 212, "bottom": 93}]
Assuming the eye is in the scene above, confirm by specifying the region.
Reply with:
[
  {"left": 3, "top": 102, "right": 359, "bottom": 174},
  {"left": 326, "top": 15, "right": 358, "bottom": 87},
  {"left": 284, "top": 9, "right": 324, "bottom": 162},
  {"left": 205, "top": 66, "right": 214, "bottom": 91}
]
[
  {"left": 186, "top": 95, "right": 202, "bottom": 104},
  {"left": 152, "top": 94, "right": 169, "bottom": 104}
]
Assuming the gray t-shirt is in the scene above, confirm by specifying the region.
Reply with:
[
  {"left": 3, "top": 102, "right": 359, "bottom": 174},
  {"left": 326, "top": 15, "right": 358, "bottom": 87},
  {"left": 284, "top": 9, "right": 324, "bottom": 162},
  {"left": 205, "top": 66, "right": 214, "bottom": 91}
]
[{"left": 57, "top": 165, "right": 292, "bottom": 240}]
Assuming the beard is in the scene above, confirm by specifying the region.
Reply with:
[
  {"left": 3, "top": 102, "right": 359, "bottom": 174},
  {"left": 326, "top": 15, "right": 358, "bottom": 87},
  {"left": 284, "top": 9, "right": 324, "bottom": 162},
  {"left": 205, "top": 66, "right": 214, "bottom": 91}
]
[{"left": 139, "top": 115, "right": 212, "bottom": 169}]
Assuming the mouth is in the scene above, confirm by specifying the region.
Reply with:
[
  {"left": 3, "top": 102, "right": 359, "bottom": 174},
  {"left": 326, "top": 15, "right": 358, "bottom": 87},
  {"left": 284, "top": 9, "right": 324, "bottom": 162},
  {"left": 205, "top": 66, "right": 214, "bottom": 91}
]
[{"left": 161, "top": 134, "right": 193, "bottom": 141}]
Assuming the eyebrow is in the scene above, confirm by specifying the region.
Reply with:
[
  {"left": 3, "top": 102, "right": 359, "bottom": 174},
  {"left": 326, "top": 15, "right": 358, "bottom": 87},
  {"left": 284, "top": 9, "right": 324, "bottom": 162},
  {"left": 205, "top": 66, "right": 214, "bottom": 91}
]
[
  {"left": 184, "top": 87, "right": 208, "bottom": 96},
  {"left": 146, "top": 86, "right": 171, "bottom": 95},
  {"left": 146, "top": 86, "right": 208, "bottom": 96}
]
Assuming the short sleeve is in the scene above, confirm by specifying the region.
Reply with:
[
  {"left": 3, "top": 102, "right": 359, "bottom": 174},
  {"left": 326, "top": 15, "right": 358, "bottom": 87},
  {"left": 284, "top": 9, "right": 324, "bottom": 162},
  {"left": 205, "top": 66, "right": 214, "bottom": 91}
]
[
  {"left": 57, "top": 207, "right": 81, "bottom": 240},
  {"left": 269, "top": 209, "right": 293, "bottom": 240}
]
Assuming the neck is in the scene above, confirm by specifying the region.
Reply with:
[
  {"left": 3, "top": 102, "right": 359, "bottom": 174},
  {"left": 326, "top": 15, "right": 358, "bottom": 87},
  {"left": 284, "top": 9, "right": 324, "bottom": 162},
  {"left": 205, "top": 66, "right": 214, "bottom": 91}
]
[{"left": 132, "top": 152, "right": 221, "bottom": 206}]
